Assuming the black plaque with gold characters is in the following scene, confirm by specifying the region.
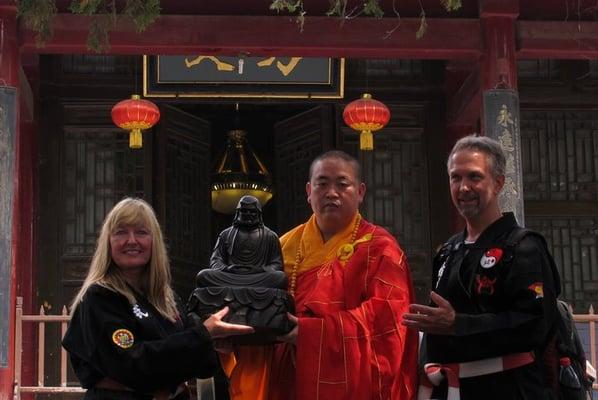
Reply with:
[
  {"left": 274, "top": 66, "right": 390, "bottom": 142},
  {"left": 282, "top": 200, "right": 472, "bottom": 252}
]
[{"left": 144, "top": 55, "right": 344, "bottom": 99}]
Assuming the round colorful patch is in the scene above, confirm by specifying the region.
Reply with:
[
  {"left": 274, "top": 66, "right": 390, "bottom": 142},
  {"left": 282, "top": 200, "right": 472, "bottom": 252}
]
[
  {"left": 480, "top": 248, "right": 504, "bottom": 269},
  {"left": 112, "top": 328, "right": 134, "bottom": 349}
]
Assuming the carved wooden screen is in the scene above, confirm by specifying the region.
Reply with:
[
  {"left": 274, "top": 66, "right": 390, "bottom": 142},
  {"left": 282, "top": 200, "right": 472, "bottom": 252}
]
[
  {"left": 56, "top": 103, "right": 151, "bottom": 304},
  {"left": 274, "top": 106, "right": 334, "bottom": 234},
  {"left": 338, "top": 104, "right": 432, "bottom": 302},
  {"left": 155, "top": 105, "right": 212, "bottom": 299},
  {"left": 38, "top": 54, "right": 150, "bottom": 385},
  {"left": 521, "top": 109, "right": 598, "bottom": 311}
]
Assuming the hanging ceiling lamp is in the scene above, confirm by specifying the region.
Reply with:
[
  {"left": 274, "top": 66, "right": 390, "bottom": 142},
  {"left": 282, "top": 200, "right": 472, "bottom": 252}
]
[
  {"left": 343, "top": 93, "right": 390, "bottom": 151},
  {"left": 211, "top": 129, "right": 273, "bottom": 214},
  {"left": 111, "top": 94, "right": 160, "bottom": 149}
]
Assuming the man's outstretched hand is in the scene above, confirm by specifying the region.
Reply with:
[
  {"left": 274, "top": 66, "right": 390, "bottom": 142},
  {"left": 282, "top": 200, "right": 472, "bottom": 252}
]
[{"left": 401, "top": 291, "right": 456, "bottom": 335}]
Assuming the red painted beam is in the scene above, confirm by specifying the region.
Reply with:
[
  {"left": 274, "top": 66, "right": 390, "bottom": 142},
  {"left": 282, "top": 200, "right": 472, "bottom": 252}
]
[
  {"left": 517, "top": 21, "right": 598, "bottom": 59},
  {"left": 19, "top": 15, "right": 482, "bottom": 59},
  {"left": 479, "top": 0, "right": 519, "bottom": 18}
]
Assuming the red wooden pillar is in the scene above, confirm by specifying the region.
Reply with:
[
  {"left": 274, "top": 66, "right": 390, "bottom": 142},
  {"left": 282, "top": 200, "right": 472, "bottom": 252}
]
[
  {"left": 0, "top": 5, "right": 20, "bottom": 399},
  {"left": 479, "top": 0, "right": 519, "bottom": 98},
  {"left": 17, "top": 54, "right": 39, "bottom": 399},
  {"left": 444, "top": 1, "right": 519, "bottom": 232},
  {"left": 480, "top": 0, "right": 526, "bottom": 224}
]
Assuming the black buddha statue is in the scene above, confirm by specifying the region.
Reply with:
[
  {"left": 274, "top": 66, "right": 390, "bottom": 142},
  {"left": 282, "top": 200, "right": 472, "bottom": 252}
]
[
  {"left": 188, "top": 195, "right": 294, "bottom": 344},
  {"left": 196, "top": 195, "right": 287, "bottom": 289}
]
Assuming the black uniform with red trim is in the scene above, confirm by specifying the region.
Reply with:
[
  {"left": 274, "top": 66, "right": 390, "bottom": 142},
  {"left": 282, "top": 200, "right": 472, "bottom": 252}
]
[
  {"left": 421, "top": 212, "right": 561, "bottom": 399},
  {"left": 62, "top": 283, "right": 218, "bottom": 397}
]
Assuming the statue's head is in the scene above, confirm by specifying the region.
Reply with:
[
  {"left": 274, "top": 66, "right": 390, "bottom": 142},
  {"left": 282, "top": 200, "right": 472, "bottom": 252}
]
[{"left": 233, "top": 195, "right": 263, "bottom": 228}]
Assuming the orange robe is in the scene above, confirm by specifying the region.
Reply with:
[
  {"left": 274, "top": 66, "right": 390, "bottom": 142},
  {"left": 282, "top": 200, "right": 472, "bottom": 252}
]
[
  {"left": 220, "top": 346, "right": 271, "bottom": 400},
  {"left": 270, "top": 214, "right": 419, "bottom": 400}
]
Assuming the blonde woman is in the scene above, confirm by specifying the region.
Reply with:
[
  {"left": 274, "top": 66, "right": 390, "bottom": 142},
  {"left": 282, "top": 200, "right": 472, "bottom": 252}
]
[{"left": 63, "top": 197, "right": 252, "bottom": 400}]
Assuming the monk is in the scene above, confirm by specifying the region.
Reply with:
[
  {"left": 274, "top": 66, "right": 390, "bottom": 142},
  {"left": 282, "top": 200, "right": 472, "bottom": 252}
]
[{"left": 270, "top": 150, "right": 419, "bottom": 399}]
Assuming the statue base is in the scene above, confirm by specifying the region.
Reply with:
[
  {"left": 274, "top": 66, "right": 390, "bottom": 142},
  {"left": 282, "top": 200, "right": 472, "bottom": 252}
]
[{"left": 188, "top": 287, "right": 295, "bottom": 345}]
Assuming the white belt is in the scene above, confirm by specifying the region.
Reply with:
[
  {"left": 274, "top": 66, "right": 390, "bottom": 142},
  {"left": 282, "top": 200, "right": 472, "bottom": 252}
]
[{"left": 417, "top": 351, "right": 535, "bottom": 400}]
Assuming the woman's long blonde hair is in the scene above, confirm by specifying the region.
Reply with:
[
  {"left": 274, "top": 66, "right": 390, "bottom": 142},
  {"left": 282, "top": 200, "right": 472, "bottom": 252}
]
[{"left": 70, "top": 197, "right": 178, "bottom": 322}]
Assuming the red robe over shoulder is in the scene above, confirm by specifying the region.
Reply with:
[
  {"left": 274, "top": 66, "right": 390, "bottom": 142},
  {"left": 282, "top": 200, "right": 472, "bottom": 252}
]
[{"left": 270, "top": 214, "right": 418, "bottom": 400}]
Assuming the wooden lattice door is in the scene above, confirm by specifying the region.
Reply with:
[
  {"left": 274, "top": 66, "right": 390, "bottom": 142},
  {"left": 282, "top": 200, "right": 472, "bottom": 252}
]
[
  {"left": 337, "top": 103, "right": 438, "bottom": 303},
  {"left": 521, "top": 109, "right": 598, "bottom": 311},
  {"left": 154, "top": 105, "right": 212, "bottom": 300},
  {"left": 273, "top": 106, "right": 334, "bottom": 234}
]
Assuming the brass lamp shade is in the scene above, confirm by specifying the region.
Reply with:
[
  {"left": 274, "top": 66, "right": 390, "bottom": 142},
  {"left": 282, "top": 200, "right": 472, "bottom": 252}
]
[{"left": 211, "top": 130, "right": 273, "bottom": 214}]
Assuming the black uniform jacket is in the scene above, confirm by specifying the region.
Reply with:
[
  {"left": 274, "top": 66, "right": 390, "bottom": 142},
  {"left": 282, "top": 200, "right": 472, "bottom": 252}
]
[
  {"left": 62, "top": 284, "right": 218, "bottom": 393},
  {"left": 422, "top": 213, "right": 561, "bottom": 399}
]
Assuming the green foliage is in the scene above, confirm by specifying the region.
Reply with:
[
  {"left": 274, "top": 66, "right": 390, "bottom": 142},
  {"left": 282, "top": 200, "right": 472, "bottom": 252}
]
[
  {"left": 16, "top": 0, "right": 57, "bottom": 46},
  {"left": 17, "top": 0, "right": 160, "bottom": 52},
  {"left": 326, "top": 0, "right": 345, "bottom": 17},
  {"left": 69, "top": 0, "right": 103, "bottom": 15},
  {"left": 124, "top": 0, "right": 161, "bottom": 33},
  {"left": 270, "top": 0, "right": 305, "bottom": 31},
  {"left": 325, "top": 0, "right": 384, "bottom": 18},
  {"left": 87, "top": 16, "right": 111, "bottom": 53},
  {"left": 441, "top": 0, "right": 462, "bottom": 12},
  {"left": 363, "top": 0, "right": 384, "bottom": 18},
  {"left": 416, "top": 11, "right": 427, "bottom": 39},
  {"left": 287, "top": 0, "right": 460, "bottom": 38},
  {"left": 269, "top": 0, "right": 303, "bottom": 13},
  {"left": 17, "top": 0, "right": 462, "bottom": 50}
]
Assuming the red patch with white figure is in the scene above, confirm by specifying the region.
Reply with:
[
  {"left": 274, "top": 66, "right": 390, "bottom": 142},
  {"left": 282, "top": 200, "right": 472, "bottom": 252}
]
[
  {"left": 480, "top": 248, "right": 503, "bottom": 269},
  {"left": 528, "top": 282, "right": 544, "bottom": 299}
]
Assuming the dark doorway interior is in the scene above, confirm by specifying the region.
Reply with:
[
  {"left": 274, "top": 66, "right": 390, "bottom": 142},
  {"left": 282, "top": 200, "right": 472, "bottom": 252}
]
[{"left": 183, "top": 102, "right": 314, "bottom": 236}]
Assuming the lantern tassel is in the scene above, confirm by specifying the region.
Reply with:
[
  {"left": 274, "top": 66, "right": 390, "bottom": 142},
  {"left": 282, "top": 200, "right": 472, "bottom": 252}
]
[
  {"left": 129, "top": 129, "right": 142, "bottom": 149},
  {"left": 360, "top": 130, "right": 374, "bottom": 151}
]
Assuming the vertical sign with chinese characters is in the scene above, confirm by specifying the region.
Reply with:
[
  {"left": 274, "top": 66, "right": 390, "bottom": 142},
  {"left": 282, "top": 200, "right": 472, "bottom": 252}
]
[
  {"left": 483, "top": 89, "right": 525, "bottom": 226},
  {"left": 0, "top": 87, "right": 16, "bottom": 367}
]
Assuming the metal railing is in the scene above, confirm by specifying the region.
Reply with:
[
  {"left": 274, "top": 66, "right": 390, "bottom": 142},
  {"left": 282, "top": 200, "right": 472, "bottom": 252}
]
[
  {"left": 12, "top": 296, "right": 598, "bottom": 398},
  {"left": 13, "top": 296, "right": 85, "bottom": 399}
]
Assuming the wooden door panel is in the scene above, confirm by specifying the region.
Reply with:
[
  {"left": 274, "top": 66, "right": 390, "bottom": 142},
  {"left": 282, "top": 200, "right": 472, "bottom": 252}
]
[
  {"left": 155, "top": 105, "right": 211, "bottom": 299},
  {"left": 338, "top": 104, "right": 433, "bottom": 303},
  {"left": 521, "top": 109, "right": 598, "bottom": 311},
  {"left": 274, "top": 106, "right": 333, "bottom": 234},
  {"left": 58, "top": 103, "right": 151, "bottom": 307},
  {"left": 38, "top": 101, "right": 151, "bottom": 387}
]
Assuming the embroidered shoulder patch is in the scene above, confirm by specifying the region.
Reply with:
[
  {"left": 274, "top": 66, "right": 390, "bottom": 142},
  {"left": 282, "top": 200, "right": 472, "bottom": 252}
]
[
  {"left": 528, "top": 282, "right": 544, "bottom": 299},
  {"left": 112, "top": 329, "right": 134, "bottom": 349},
  {"left": 132, "top": 304, "right": 149, "bottom": 319},
  {"left": 480, "top": 248, "right": 503, "bottom": 269}
]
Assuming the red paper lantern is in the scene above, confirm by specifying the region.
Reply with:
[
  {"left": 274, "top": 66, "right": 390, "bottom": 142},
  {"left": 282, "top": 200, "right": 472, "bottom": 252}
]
[
  {"left": 111, "top": 94, "right": 160, "bottom": 149},
  {"left": 343, "top": 93, "right": 390, "bottom": 150}
]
